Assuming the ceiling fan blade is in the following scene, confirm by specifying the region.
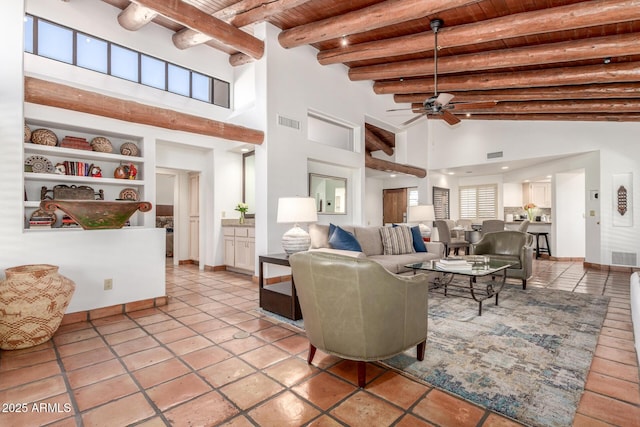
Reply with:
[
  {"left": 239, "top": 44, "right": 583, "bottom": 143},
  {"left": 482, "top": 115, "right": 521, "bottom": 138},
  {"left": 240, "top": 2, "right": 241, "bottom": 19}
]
[
  {"left": 386, "top": 107, "right": 416, "bottom": 112},
  {"left": 401, "top": 113, "right": 427, "bottom": 126},
  {"left": 436, "top": 93, "right": 455, "bottom": 106},
  {"left": 452, "top": 101, "right": 497, "bottom": 110},
  {"left": 442, "top": 110, "right": 461, "bottom": 126}
]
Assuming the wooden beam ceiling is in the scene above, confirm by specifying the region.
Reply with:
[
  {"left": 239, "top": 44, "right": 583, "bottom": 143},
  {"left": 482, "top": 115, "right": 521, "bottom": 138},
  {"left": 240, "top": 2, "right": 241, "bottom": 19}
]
[
  {"left": 349, "top": 33, "right": 640, "bottom": 82},
  {"left": 126, "top": 0, "right": 264, "bottom": 60},
  {"left": 100, "top": 0, "right": 640, "bottom": 123},
  {"left": 374, "top": 62, "right": 640, "bottom": 94},
  {"left": 24, "top": 77, "right": 264, "bottom": 144},
  {"left": 278, "top": 0, "right": 479, "bottom": 49},
  {"left": 317, "top": 0, "right": 640, "bottom": 66}
]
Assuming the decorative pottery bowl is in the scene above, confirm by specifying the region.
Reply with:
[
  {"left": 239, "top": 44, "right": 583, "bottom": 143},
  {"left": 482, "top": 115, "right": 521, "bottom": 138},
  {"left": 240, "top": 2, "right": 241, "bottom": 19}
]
[
  {"left": 90, "top": 136, "right": 113, "bottom": 153},
  {"left": 40, "top": 200, "right": 152, "bottom": 230},
  {"left": 120, "top": 142, "right": 140, "bottom": 156},
  {"left": 31, "top": 128, "right": 58, "bottom": 146}
]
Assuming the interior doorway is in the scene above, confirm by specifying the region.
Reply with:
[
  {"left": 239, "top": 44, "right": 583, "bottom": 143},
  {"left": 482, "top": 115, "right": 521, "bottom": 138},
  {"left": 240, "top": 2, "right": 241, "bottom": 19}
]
[
  {"left": 383, "top": 188, "right": 407, "bottom": 224},
  {"left": 156, "top": 168, "right": 201, "bottom": 266}
]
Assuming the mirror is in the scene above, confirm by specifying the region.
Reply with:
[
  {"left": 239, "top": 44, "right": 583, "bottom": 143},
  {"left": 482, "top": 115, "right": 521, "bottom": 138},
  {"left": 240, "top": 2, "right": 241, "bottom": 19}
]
[
  {"left": 243, "top": 151, "right": 255, "bottom": 217},
  {"left": 309, "top": 173, "right": 347, "bottom": 214}
]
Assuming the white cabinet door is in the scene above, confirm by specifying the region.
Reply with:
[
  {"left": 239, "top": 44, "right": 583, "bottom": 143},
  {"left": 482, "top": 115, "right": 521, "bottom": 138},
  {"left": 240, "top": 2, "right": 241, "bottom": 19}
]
[
  {"left": 530, "top": 183, "right": 551, "bottom": 208},
  {"left": 234, "top": 237, "right": 255, "bottom": 271},
  {"left": 223, "top": 236, "right": 235, "bottom": 266}
]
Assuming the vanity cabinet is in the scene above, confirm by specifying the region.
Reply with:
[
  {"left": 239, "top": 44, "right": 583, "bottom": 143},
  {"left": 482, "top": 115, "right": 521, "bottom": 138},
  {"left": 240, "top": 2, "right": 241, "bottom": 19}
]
[{"left": 223, "top": 226, "right": 255, "bottom": 273}]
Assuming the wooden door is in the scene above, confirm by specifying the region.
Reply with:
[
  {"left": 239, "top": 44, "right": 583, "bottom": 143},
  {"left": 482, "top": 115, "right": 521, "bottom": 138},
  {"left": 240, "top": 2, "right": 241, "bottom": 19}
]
[{"left": 383, "top": 188, "right": 407, "bottom": 225}]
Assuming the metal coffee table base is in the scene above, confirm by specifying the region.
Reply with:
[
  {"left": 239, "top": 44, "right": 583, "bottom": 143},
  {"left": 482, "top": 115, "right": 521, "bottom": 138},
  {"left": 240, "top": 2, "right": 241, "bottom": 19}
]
[{"left": 429, "top": 269, "right": 508, "bottom": 316}]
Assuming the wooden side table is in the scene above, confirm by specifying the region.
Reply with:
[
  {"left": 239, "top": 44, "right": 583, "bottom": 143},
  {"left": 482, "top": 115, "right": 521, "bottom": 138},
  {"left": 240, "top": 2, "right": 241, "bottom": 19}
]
[{"left": 258, "top": 253, "right": 302, "bottom": 320}]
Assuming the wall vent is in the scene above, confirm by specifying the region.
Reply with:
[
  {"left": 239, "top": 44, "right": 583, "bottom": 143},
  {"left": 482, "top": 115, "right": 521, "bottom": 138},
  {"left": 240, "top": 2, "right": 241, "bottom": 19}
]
[
  {"left": 487, "top": 151, "right": 503, "bottom": 159},
  {"left": 277, "top": 115, "right": 300, "bottom": 130},
  {"left": 612, "top": 251, "right": 637, "bottom": 266}
]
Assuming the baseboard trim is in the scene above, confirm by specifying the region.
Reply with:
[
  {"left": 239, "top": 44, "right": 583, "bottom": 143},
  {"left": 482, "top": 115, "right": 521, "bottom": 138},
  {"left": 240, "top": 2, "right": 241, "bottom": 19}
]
[
  {"left": 583, "top": 261, "right": 638, "bottom": 272},
  {"left": 61, "top": 295, "right": 169, "bottom": 325}
]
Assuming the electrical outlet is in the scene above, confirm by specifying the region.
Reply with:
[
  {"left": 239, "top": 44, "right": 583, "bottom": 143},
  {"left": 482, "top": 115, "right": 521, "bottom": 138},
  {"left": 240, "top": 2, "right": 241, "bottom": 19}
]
[{"left": 104, "top": 278, "right": 113, "bottom": 291}]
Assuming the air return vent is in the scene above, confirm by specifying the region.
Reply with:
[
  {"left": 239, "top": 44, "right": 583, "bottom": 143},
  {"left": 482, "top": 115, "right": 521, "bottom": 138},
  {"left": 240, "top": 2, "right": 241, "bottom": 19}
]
[
  {"left": 487, "top": 151, "right": 503, "bottom": 159},
  {"left": 612, "top": 251, "right": 637, "bottom": 266},
  {"left": 277, "top": 115, "right": 300, "bottom": 130}
]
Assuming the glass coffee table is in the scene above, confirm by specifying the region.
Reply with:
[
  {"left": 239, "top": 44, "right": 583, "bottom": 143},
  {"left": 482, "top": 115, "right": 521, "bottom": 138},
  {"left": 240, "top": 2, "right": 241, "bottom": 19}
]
[{"left": 405, "top": 256, "right": 513, "bottom": 316}]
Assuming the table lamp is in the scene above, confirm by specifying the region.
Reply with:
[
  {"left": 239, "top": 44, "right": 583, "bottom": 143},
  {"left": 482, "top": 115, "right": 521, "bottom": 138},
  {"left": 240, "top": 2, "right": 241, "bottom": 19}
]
[
  {"left": 409, "top": 205, "right": 435, "bottom": 236},
  {"left": 277, "top": 197, "right": 318, "bottom": 255}
]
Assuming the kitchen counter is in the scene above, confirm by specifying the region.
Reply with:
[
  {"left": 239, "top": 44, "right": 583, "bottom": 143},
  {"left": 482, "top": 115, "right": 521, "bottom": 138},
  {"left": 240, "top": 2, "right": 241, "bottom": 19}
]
[{"left": 505, "top": 221, "right": 551, "bottom": 225}]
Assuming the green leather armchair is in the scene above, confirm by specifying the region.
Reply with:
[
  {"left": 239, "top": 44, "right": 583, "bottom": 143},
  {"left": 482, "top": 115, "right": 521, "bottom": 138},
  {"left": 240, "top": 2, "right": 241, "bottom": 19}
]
[
  {"left": 470, "top": 230, "right": 534, "bottom": 289},
  {"left": 289, "top": 251, "right": 430, "bottom": 388}
]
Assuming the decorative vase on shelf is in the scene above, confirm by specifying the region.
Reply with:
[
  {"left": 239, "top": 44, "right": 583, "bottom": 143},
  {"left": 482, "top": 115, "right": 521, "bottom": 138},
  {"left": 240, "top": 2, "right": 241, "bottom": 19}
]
[
  {"left": 239, "top": 212, "right": 245, "bottom": 224},
  {"left": 0, "top": 264, "right": 76, "bottom": 350}
]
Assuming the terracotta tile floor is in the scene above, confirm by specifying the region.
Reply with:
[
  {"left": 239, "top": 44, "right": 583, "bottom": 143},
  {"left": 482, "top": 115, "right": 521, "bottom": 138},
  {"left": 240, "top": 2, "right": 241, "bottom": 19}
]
[{"left": 1, "top": 259, "right": 639, "bottom": 426}]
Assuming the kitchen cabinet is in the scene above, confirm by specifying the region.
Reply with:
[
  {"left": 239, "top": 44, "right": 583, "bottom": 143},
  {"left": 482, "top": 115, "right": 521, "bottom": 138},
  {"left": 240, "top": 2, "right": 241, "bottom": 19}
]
[
  {"left": 223, "top": 226, "right": 255, "bottom": 273},
  {"left": 523, "top": 182, "right": 551, "bottom": 208}
]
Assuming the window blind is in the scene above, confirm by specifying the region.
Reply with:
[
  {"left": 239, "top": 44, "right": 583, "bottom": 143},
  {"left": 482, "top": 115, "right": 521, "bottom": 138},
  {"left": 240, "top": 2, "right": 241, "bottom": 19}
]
[
  {"left": 459, "top": 184, "right": 497, "bottom": 219},
  {"left": 433, "top": 187, "right": 450, "bottom": 219}
]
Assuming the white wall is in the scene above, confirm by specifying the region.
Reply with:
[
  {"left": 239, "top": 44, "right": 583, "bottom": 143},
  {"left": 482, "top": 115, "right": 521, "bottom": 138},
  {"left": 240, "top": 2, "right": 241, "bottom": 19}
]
[
  {"left": 0, "top": 0, "right": 255, "bottom": 313},
  {"left": 556, "top": 171, "right": 585, "bottom": 258},
  {"left": 256, "top": 23, "right": 399, "bottom": 256},
  {"left": 430, "top": 120, "right": 640, "bottom": 266},
  {"left": 156, "top": 174, "right": 175, "bottom": 205}
]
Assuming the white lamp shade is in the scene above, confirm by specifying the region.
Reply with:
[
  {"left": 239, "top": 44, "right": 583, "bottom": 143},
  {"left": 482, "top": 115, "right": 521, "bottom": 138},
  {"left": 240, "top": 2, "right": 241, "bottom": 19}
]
[
  {"left": 277, "top": 197, "right": 318, "bottom": 224},
  {"left": 408, "top": 205, "right": 435, "bottom": 222}
]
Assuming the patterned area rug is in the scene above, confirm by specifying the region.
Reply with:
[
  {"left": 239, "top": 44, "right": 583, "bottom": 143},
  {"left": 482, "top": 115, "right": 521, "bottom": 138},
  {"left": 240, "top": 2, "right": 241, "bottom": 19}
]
[{"left": 382, "top": 286, "right": 609, "bottom": 427}]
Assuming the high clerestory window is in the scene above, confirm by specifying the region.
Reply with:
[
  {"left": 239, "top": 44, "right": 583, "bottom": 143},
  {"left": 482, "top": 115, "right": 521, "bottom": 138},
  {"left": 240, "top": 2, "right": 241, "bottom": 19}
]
[{"left": 24, "top": 14, "right": 230, "bottom": 109}]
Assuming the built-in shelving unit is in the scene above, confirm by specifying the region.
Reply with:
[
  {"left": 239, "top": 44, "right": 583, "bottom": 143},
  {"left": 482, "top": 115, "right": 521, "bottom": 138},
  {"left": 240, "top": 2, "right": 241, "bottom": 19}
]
[{"left": 23, "top": 119, "right": 146, "bottom": 230}]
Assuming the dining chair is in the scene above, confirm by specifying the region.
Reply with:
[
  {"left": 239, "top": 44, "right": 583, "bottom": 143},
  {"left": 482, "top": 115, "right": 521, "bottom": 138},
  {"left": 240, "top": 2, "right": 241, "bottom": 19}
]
[
  {"left": 481, "top": 219, "right": 505, "bottom": 235},
  {"left": 517, "top": 219, "right": 530, "bottom": 232},
  {"left": 435, "top": 220, "right": 469, "bottom": 256}
]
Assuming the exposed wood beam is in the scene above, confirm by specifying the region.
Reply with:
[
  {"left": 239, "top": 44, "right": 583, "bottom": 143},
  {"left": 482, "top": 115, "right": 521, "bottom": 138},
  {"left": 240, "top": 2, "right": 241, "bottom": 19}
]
[
  {"left": 318, "top": 0, "right": 640, "bottom": 65},
  {"left": 365, "top": 123, "right": 395, "bottom": 147},
  {"left": 117, "top": 3, "right": 158, "bottom": 31},
  {"left": 394, "top": 83, "right": 640, "bottom": 104},
  {"left": 278, "top": 0, "right": 479, "bottom": 49},
  {"left": 451, "top": 99, "right": 640, "bottom": 114},
  {"left": 365, "top": 127, "right": 394, "bottom": 156},
  {"left": 374, "top": 62, "right": 640, "bottom": 94},
  {"left": 131, "top": 0, "right": 264, "bottom": 60},
  {"left": 459, "top": 113, "right": 640, "bottom": 122},
  {"left": 24, "top": 77, "right": 264, "bottom": 145},
  {"left": 349, "top": 33, "right": 640, "bottom": 81},
  {"left": 173, "top": 0, "right": 313, "bottom": 52},
  {"left": 230, "top": 0, "right": 316, "bottom": 28},
  {"left": 365, "top": 153, "right": 426, "bottom": 178}
]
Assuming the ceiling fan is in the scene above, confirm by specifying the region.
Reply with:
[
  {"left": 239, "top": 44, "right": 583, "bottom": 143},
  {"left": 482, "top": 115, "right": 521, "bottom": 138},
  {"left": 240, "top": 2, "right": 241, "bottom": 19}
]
[{"left": 389, "top": 19, "right": 496, "bottom": 126}]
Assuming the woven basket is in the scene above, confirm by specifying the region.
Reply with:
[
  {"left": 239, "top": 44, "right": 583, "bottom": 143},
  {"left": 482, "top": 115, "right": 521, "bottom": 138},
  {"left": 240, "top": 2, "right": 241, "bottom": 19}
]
[
  {"left": 91, "top": 136, "right": 113, "bottom": 153},
  {"left": 31, "top": 128, "right": 58, "bottom": 146},
  {"left": 120, "top": 142, "right": 140, "bottom": 156},
  {"left": 24, "top": 124, "right": 31, "bottom": 143},
  {"left": 0, "top": 264, "right": 75, "bottom": 350}
]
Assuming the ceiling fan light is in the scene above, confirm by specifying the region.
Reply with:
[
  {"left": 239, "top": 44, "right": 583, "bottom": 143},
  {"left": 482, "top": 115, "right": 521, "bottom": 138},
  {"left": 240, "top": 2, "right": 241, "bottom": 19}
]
[{"left": 436, "top": 93, "right": 454, "bottom": 106}]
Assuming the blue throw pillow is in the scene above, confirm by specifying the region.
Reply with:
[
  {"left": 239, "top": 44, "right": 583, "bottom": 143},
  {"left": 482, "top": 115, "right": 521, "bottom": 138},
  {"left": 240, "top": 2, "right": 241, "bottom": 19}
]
[
  {"left": 411, "top": 225, "right": 428, "bottom": 252},
  {"left": 329, "top": 226, "right": 363, "bottom": 252}
]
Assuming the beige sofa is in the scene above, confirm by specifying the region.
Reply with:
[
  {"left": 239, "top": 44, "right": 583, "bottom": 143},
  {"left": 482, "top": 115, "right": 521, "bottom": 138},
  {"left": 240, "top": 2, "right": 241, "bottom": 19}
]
[{"left": 308, "top": 223, "right": 444, "bottom": 274}]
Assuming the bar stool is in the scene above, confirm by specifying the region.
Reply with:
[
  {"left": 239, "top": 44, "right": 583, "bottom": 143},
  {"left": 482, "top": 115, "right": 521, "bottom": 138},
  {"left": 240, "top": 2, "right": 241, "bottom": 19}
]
[{"left": 529, "top": 232, "right": 551, "bottom": 258}]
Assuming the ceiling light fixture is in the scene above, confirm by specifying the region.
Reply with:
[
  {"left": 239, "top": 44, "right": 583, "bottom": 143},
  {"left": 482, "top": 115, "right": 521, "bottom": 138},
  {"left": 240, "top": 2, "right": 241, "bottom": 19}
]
[
  {"left": 466, "top": 113, "right": 471, "bottom": 117},
  {"left": 341, "top": 36, "right": 348, "bottom": 47},
  {"left": 603, "top": 57, "right": 611, "bottom": 64},
  {"left": 501, "top": 166, "right": 509, "bottom": 170}
]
